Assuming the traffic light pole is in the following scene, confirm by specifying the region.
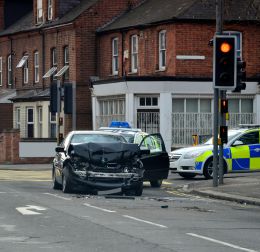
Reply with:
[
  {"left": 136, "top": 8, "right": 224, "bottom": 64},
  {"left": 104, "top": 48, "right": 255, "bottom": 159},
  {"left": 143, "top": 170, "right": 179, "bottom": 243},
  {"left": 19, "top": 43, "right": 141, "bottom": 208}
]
[{"left": 213, "top": 0, "right": 224, "bottom": 187}]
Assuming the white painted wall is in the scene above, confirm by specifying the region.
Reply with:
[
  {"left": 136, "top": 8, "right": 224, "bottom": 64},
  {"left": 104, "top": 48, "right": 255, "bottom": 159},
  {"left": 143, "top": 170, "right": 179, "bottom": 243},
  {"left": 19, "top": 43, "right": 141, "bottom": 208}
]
[{"left": 19, "top": 142, "right": 57, "bottom": 157}]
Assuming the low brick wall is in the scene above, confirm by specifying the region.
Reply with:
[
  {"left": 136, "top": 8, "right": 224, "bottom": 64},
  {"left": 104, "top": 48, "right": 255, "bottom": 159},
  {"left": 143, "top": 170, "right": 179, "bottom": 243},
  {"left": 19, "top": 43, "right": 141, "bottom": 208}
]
[{"left": 0, "top": 129, "right": 54, "bottom": 164}]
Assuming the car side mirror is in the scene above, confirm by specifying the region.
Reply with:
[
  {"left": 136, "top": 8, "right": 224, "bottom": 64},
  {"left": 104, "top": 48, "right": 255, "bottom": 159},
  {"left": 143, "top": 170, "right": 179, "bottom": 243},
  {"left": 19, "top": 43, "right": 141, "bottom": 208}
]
[
  {"left": 232, "top": 140, "right": 243, "bottom": 146},
  {"left": 55, "top": 146, "right": 65, "bottom": 153}
]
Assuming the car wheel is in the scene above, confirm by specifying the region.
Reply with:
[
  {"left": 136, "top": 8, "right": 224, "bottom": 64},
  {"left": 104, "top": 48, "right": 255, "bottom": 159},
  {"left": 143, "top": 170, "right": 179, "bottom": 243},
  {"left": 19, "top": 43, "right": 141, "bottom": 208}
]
[
  {"left": 134, "top": 183, "right": 143, "bottom": 196},
  {"left": 52, "top": 167, "right": 61, "bottom": 190},
  {"left": 62, "top": 174, "right": 72, "bottom": 193},
  {"left": 150, "top": 179, "right": 163, "bottom": 188},
  {"left": 178, "top": 173, "right": 197, "bottom": 179},
  {"left": 203, "top": 158, "right": 213, "bottom": 179}
]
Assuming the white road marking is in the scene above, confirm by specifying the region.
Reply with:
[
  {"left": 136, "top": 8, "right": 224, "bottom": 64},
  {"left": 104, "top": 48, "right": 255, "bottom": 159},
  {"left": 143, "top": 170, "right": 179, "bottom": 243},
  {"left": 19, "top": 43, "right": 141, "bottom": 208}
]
[
  {"left": 43, "top": 192, "right": 71, "bottom": 201},
  {"left": 123, "top": 215, "right": 168, "bottom": 228},
  {"left": 0, "top": 225, "right": 16, "bottom": 232},
  {"left": 16, "top": 205, "right": 47, "bottom": 215},
  {"left": 187, "top": 233, "right": 258, "bottom": 252},
  {"left": 83, "top": 203, "right": 116, "bottom": 213}
]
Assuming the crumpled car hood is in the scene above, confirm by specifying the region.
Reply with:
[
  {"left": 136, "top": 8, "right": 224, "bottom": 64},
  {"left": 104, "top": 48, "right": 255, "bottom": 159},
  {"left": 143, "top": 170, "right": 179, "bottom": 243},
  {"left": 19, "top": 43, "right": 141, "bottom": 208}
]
[{"left": 68, "top": 142, "right": 140, "bottom": 166}]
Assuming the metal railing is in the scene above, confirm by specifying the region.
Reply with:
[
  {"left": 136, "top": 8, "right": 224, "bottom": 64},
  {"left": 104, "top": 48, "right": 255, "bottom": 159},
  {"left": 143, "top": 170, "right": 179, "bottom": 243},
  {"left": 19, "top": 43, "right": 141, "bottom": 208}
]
[
  {"left": 137, "top": 111, "right": 160, "bottom": 134},
  {"left": 96, "top": 115, "right": 125, "bottom": 129},
  {"left": 172, "top": 112, "right": 256, "bottom": 146}
]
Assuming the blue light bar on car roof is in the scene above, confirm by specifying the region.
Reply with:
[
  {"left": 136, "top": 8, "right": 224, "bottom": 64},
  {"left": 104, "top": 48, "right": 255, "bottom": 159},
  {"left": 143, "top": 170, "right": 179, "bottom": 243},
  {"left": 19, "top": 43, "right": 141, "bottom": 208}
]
[{"left": 109, "top": 121, "right": 131, "bottom": 128}]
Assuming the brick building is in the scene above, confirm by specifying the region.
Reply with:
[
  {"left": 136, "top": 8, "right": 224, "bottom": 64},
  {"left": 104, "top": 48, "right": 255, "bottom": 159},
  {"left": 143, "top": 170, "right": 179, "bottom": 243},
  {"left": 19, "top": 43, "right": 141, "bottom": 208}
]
[
  {"left": 0, "top": 0, "right": 139, "bottom": 142},
  {"left": 92, "top": 0, "right": 260, "bottom": 151}
]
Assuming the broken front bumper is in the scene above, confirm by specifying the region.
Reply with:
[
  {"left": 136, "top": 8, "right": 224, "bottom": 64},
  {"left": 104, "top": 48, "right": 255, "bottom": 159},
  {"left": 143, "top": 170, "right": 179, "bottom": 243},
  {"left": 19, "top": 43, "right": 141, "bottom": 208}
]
[{"left": 63, "top": 165, "right": 143, "bottom": 191}]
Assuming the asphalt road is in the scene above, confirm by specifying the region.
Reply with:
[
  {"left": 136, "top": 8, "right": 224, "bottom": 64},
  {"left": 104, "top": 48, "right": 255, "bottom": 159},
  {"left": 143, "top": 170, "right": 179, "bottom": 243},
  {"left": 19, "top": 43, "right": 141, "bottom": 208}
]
[{"left": 0, "top": 170, "right": 260, "bottom": 252}]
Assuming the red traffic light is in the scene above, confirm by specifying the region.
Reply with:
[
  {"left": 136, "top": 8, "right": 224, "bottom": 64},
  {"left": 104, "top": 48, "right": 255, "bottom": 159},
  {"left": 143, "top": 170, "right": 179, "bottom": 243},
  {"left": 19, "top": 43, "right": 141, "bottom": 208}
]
[
  {"left": 220, "top": 99, "right": 228, "bottom": 113},
  {"left": 220, "top": 126, "right": 228, "bottom": 144}
]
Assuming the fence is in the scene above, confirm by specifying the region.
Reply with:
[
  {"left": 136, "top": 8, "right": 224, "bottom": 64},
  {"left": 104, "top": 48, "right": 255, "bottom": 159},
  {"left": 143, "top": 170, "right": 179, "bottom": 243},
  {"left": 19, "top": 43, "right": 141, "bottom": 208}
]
[
  {"left": 172, "top": 112, "right": 256, "bottom": 147},
  {"left": 137, "top": 111, "right": 160, "bottom": 134}
]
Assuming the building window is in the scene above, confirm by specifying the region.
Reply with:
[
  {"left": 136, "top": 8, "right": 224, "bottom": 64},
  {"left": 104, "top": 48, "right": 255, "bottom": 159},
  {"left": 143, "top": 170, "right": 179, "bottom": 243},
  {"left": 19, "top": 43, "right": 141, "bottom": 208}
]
[
  {"left": 49, "top": 109, "right": 57, "bottom": 138},
  {"left": 16, "top": 54, "right": 29, "bottom": 84},
  {"left": 139, "top": 96, "right": 159, "bottom": 107},
  {"left": 131, "top": 35, "right": 138, "bottom": 73},
  {"left": 23, "top": 58, "right": 29, "bottom": 84},
  {"left": 27, "top": 107, "right": 34, "bottom": 138},
  {"left": 15, "top": 107, "right": 21, "bottom": 130},
  {"left": 38, "top": 106, "right": 42, "bottom": 138},
  {"left": 7, "top": 55, "right": 12, "bottom": 85},
  {"left": 51, "top": 48, "right": 57, "bottom": 81},
  {"left": 0, "top": 57, "right": 2, "bottom": 86},
  {"left": 34, "top": 51, "right": 39, "bottom": 83},
  {"left": 56, "top": 46, "right": 70, "bottom": 81},
  {"left": 48, "top": 0, "right": 53, "bottom": 20},
  {"left": 112, "top": 38, "right": 119, "bottom": 75},
  {"left": 37, "top": 0, "right": 43, "bottom": 23},
  {"left": 223, "top": 31, "right": 242, "bottom": 59},
  {"left": 159, "top": 30, "right": 166, "bottom": 70}
]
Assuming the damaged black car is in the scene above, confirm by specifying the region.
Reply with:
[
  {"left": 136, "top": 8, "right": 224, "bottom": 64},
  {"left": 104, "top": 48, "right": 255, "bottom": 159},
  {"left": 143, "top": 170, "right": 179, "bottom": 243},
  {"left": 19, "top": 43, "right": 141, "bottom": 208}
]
[{"left": 52, "top": 131, "right": 145, "bottom": 196}]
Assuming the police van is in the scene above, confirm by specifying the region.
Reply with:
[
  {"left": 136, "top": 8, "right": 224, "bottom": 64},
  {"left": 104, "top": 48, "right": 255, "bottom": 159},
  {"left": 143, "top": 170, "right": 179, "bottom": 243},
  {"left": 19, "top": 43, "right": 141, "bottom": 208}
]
[{"left": 170, "top": 125, "right": 260, "bottom": 179}]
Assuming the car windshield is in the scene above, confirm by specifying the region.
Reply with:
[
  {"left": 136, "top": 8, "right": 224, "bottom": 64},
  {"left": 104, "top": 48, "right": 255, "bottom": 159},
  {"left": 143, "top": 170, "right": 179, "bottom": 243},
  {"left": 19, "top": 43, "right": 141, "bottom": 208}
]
[
  {"left": 70, "top": 134, "right": 126, "bottom": 144},
  {"left": 120, "top": 133, "right": 135, "bottom": 143},
  {"left": 203, "top": 130, "right": 242, "bottom": 145}
]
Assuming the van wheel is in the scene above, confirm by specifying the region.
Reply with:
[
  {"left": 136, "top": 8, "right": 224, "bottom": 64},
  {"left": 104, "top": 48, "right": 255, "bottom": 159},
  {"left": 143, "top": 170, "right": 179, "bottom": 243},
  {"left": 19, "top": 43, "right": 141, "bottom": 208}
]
[
  {"left": 203, "top": 158, "right": 213, "bottom": 179},
  {"left": 150, "top": 179, "right": 163, "bottom": 188},
  {"left": 178, "top": 173, "right": 197, "bottom": 179}
]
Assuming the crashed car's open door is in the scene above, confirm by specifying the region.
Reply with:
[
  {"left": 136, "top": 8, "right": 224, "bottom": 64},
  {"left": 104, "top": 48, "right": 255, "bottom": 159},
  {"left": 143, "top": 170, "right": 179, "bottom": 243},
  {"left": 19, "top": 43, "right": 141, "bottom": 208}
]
[{"left": 139, "top": 133, "right": 169, "bottom": 187}]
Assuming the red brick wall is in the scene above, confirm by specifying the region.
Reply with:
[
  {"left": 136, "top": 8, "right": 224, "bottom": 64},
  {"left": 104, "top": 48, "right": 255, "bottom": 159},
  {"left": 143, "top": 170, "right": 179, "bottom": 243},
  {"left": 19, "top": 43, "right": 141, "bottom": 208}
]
[
  {"left": 97, "top": 22, "right": 260, "bottom": 79},
  {"left": 0, "top": 104, "right": 13, "bottom": 132},
  {"left": 0, "top": 0, "right": 4, "bottom": 30}
]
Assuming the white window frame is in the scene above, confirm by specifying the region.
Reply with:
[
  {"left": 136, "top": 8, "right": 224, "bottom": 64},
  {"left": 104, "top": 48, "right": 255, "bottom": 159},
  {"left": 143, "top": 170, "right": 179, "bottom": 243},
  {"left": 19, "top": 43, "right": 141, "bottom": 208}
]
[
  {"left": 7, "top": 55, "right": 12, "bottom": 85},
  {"left": 34, "top": 51, "right": 39, "bottom": 83},
  {"left": 159, "top": 30, "right": 166, "bottom": 70},
  {"left": 112, "top": 38, "right": 119, "bottom": 75},
  {"left": 27, "top": 107, "right": 34, "bottom": 138},
  {"left": 38, "top": 106, "right": 43, "bottom": 138},
  {"left": 52, "top": 48, "right": 57, "bottom": 80},
  {"left": 0, "top": 57, "right": 2, "bottom": 86},
  {"left": 15, "top": 107, "right": 21, "bottom": 129},
  {"left": 37, "top": 0, "right": 43, "bottom": 23},
  {"left": 23, "top": 58, "right": 29, "bottom": 84},
  {"left": 131, "top": 35, "right": 138, "bottom": 73},
  {"left": 49, "top": 110, "right": 57, "bottom": 138},
  {"left": 138, "top": 96, "right": 159, "bottom": 108},
  {"left": 48, "top": 0, "right": 53, "bottom": 20}
]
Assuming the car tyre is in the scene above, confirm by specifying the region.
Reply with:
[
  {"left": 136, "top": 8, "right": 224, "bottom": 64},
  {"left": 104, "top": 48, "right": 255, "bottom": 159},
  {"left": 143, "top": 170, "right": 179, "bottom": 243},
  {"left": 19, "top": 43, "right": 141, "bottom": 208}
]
[
  {"left": 62, "top": 174, "right": 72, "bottom": 193},
  {"left": 203, "top": 158, "right": 213, "bottom": 179},
  {"left": 52, "top": 167, "right": 61, "bottom": 190},
  {"left": 134, "top": 183, "right": 143, "bottom": 196},
  {"left": 178, "top": 173, "right": 197, "bottom": 179},
  {"left": 150, "top": 179, "right": 163, "bottom": 188}
]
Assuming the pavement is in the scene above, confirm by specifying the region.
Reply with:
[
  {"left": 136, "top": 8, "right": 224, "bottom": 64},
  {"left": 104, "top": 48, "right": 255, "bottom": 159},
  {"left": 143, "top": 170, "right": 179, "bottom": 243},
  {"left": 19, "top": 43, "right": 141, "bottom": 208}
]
[{"left": 1, "top": 163, "right": 260, "bottom": 206}]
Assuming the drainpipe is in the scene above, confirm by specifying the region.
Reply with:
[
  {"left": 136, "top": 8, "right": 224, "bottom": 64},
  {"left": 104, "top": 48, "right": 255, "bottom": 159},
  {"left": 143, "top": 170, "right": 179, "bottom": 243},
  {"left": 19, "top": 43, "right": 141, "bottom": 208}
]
[
  {"left": 9, "top": 36, "right": 14, "bottom": 89},
  {"left": 39, "top": 29, "right": 45, "bottom": 90},
  {"left": 121, "top": 31, "right": 126, "bottom": 77}
]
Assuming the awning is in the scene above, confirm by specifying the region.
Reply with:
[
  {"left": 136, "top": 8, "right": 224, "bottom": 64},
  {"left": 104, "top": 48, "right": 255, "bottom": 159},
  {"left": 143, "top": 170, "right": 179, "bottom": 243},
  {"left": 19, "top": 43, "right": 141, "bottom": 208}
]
[
  {"left": 16, "top": 55, "right": 28, "bottom": 68},
  {"left": 43, "top": 66, "right": 57, "bottom": 78},
  {"left": 54, "top": 65, "right": 69, "bottom": 77}
]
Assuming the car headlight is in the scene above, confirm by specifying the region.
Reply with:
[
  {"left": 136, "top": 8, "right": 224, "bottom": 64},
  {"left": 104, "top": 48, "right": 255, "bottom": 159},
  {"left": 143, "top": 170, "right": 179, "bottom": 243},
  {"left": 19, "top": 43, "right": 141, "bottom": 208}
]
[{"left": 183, "top": 150, "right": 205, "bottom": 159}]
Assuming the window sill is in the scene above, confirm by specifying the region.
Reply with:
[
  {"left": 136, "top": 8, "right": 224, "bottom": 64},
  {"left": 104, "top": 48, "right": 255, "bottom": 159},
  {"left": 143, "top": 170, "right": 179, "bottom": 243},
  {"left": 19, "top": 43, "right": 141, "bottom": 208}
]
[
  {"left": 128, "top": 71, "right": 138, "bottom": 75},
  {"left": 155, "top": 68, "right": 166, "bottom": 73}
]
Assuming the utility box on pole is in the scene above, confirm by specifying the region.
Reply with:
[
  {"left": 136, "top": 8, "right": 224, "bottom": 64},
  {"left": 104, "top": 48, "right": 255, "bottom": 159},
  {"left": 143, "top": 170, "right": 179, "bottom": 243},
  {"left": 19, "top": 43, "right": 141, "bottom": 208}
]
[{"left": 214, "top": 35, "right": 237, "bottom": 89}]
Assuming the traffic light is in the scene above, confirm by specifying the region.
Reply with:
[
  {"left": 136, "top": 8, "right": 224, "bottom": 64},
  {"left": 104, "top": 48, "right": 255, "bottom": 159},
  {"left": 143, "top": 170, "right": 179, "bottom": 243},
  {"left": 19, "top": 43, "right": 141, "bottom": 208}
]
[
  {"left": 214, "top": 35, "right": 237, "bottom": 89},
  {"left": 220, "top": 99, "right": 228, "bottom": 114},
  {"left": 233, "top": 60, "right": 246, "bottom": 92},
  {"left": 220, "top": 126, "right": 228, "bottom": 144},
  {"left": 50, "top": 82, "right": 58, "bottom": 113}
]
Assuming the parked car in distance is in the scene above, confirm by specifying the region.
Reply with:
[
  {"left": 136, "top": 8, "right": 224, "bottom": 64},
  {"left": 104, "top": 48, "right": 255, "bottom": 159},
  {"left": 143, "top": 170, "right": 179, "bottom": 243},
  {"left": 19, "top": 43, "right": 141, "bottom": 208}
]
[
  {"left": 52, "top": 131, "right": 145, "bottom": 195},
  {"left": 170, "top": 125, "right": 260, "bottom": 179},
  {"left": 99, "top": 124, "right": 169, "bottom": 188}
]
